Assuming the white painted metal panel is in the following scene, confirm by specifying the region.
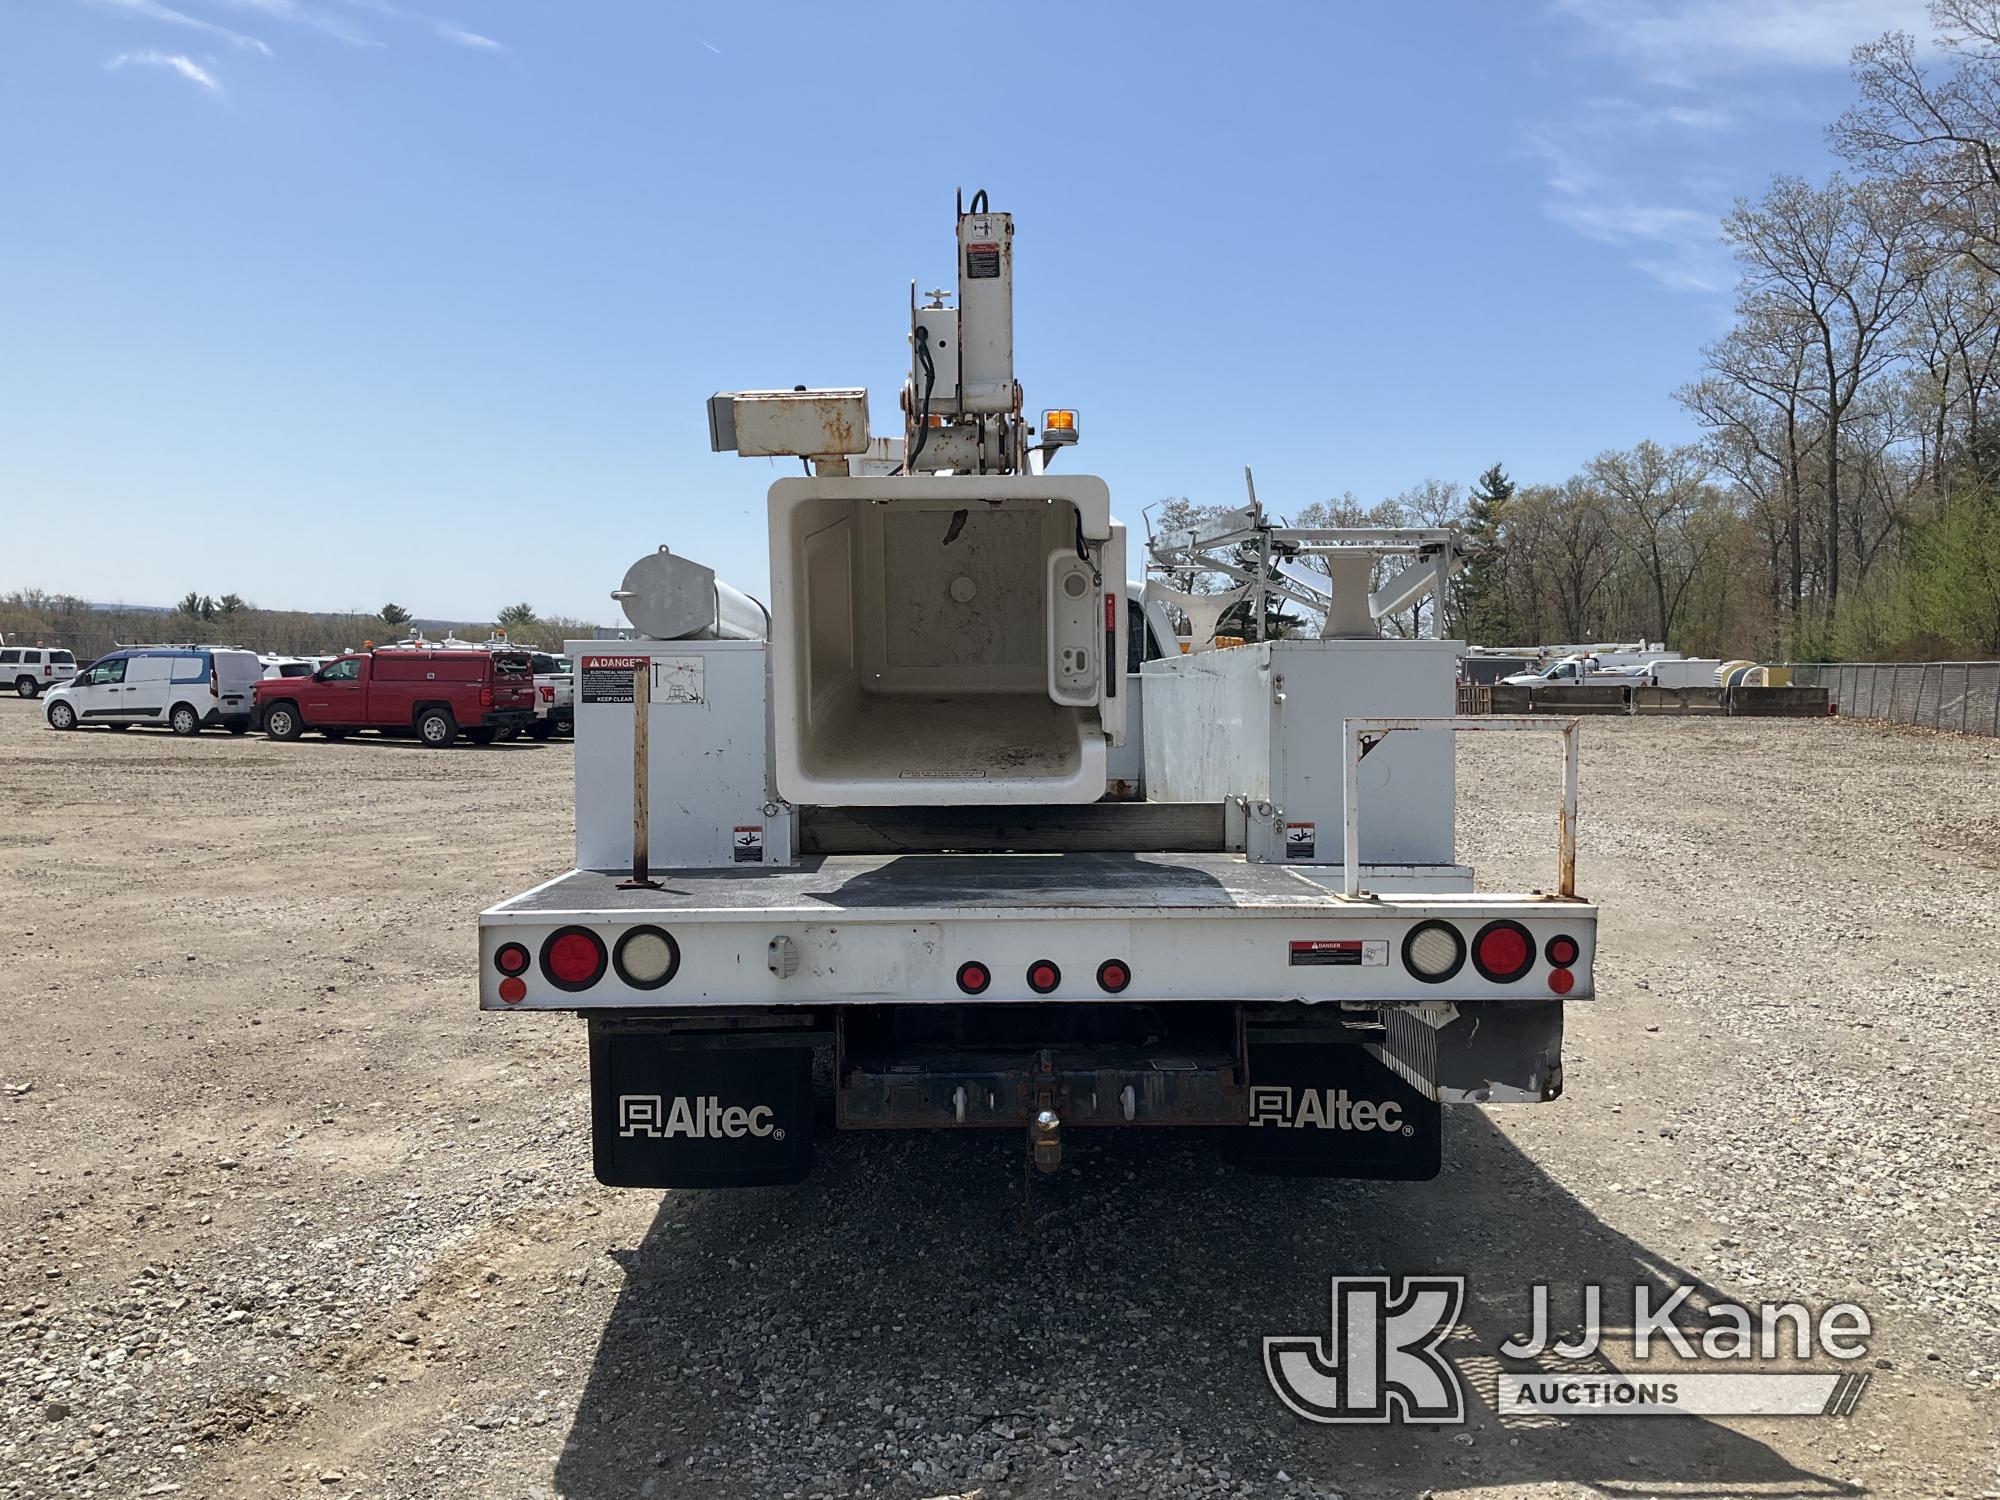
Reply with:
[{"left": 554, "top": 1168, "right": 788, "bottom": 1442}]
[
  {"left": 478, "top": 898, "right": 1595, "bottom": 1010},
  {"left": 1143, "top": 639, "right": 1458, "bottom": 866},
  {"left": 569, "top": 638, "right": 789, "bottom": 872}
]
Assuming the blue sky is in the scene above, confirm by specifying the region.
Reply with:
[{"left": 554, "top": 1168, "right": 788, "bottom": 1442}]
[{"left": 0, "top": 0, "right": 1934, "bottom": 620}]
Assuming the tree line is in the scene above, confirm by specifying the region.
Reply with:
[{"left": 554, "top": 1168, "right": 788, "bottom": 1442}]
[
  {"left": 0, "top": 589, "right": 608, "bottom": 662},
  {"left": 1162, "top": 3, "right": 2000, "bottom": 660}
]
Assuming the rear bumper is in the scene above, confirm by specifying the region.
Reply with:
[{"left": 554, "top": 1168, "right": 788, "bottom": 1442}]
[
  {"left": 482, "top": 709, "right": 535, "bottom": 730},
  {"left": 477, "top": 860, "right": 1597, "bottom": 1013}
]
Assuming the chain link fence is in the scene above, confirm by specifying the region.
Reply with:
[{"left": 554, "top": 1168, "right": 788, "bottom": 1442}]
[{"left": 1781, "top": 661, "right": 2000, "bottom": 738}]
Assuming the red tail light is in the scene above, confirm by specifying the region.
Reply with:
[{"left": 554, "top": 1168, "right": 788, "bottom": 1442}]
[
  {"left": 210, "top": 662, "right": 219, "bottom": 698},
  {"left": 479, "top": 686, "right": 494, "bottom": 708},
  {"left": 1471, "top": 921, "right": 1535, "bottom": 983},
  {"left": 540, "top": 927, "right": 607, "bottom": 991}
]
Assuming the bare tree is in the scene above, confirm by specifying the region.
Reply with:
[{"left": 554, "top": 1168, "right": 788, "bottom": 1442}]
[
  {"left": 1722, "top": 174, "right": 1933, "bottom": 605},
  {"left": 1587, "top": 442, "right": 1723, "bottom": 643},
  {"left": 1835, "top": 2, "right": 2000, "bottom": 273},
  {"left": 1680, "top": 306, "right": 1826, "bottom": 620}
]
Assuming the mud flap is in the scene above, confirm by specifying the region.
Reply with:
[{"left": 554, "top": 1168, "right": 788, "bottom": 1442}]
[
  {"left": 588, "top": 1024, "right": 815, "bottom": 1188},
  {"left": 1225, "top": 1042, "right": 1441, "bottom": 1180}
]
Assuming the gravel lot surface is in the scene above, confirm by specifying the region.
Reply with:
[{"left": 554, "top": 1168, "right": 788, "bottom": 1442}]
[{"left": 1, "top": 701, "right": 1995, "bottom": 1499}]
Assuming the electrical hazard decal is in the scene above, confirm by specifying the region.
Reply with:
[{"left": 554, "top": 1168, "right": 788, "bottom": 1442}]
[
  {"left": 1284, "top": 821, "right": 1316, "bottom": 860},
  {"left": 733, "top": 825, "right": 764, "bottom": 863},
  {"left": 1289, "top": 939, "right": 1389, "bottom": 968},
  {"left": 578, "top": 655, "right": 705, "bottom": 706}
]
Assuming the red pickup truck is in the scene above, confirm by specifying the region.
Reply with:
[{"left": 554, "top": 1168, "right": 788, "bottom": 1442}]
[{"left": 256, "top": 649, "right": 536, "bottom": 747}]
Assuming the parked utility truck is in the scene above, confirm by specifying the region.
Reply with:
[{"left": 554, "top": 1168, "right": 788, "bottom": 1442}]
[{"left": 478, "top": 198, "right": 1596, "bottom": 1188}]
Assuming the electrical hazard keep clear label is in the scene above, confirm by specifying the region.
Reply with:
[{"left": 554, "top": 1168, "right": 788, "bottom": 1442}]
[
  {"left": 578, "top": 655, "right": 705, "bottom": 706},
  {"left": 733, "top": 826, "right": 764, "bottom": 863},
  {"left": 1289, "top": 940, "right": 1389, "bottom": 968},
  {"left": 964, "top": 242, "right": 1001, "bottom": 278},
  {"left": 1284, "top": 822, "right": 1316, "bottom": 860}
]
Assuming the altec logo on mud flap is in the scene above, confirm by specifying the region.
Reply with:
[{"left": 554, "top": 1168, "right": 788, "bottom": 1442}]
[
  {"left": 617, "top": 1095, "right": 784, "bottom": 1141},
  {"left": 1249, "top": 1086, "right": 1414, "bottom": 1136}
]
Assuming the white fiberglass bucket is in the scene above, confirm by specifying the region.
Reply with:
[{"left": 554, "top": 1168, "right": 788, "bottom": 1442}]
[{"left": 767, "top": 475, "right": 1126, "bottom": 807}]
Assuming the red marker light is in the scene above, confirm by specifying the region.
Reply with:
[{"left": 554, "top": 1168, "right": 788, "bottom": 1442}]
[
  {"left": 1548, "top": 967, "right": 1575, "bottom": 995},
  {"left": 1545, "top": 934, "right": 1580, "bottom": 968},
  {"left": 1097, "top": 959, "right": 1131, "bottom": 993},
  {"left": 494, "top": 942, "right": 530, "bottom": 977},
  {"left": 1027, "top": 961, "right": 1062, "bottom": 995},
  {"left": 956, "top": 961, "right": 991, "bottom": 996},
  {"left": 498, "top": 976, "right": 527, "bottom": 1003}
]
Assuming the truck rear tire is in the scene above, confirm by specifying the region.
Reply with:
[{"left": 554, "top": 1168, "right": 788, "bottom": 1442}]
[
  {"left": 466, "top": 728, "right": 496, "bottom": 746},
  {"left": 264, "top": 703, "right": 303, "bottom": 741},
  {"left": 525, "top": 720, "right": 556, "bottom": 741},
  {"left": 16, "top": 676, "right": 40, "bottom": 699},
  {"left": 417, "top": 708, "right": 457, "bottom": 748}
]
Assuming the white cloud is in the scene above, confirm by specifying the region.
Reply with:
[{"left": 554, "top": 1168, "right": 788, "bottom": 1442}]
[
  {"left": 1551, "top": 0, "right": 1932, "bottom": 83},
  {"left": 1524, "top": 124, "right": 1734, "bottom": 292},
  {"left": 85, "top": 0, "right": 272, "bottom": 55},
  {"left": 107, "top": 47, "right": 221, "bottom": 91},
  {"left": 432, "top": 19, "right": 505, "bottom": 51},
  {"left": 204, "top": 0, "right": 382, "bottom": 48}
]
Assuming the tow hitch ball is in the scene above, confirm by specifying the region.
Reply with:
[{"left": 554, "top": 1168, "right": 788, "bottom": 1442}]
[{"left": 1030, "top": 1109, "right": 1062, "bottom": 1173}]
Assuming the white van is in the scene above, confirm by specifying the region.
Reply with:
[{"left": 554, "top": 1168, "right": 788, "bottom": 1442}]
[
  {"left": 42, "top": 648, "right": 263, "bottom": 735},
  {"left": 1, "top": 645, "right": 79, "bottom": 698}
]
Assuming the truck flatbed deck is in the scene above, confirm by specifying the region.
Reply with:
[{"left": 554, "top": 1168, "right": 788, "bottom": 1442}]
[{"left": 503, "top": 853, "right": 1392, "bottom": 915}]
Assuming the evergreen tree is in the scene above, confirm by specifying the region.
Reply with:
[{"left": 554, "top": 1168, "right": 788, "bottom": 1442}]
[{"left": 1457, "top": 463, "right": 1515, "bottom": 643}]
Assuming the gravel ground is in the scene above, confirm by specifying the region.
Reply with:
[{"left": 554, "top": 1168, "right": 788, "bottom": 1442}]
[{"left": 1, "top": 700, "right": 1995, "bottom": 1499}]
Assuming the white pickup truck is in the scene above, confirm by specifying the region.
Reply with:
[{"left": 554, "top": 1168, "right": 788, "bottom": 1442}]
[{"left": 526, "top": 652, "right": 574, "bottom": 739}]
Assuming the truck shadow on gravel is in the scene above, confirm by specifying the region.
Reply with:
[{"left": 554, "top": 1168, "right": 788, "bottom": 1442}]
[{"left": 554, "top": 1113, "right": 1856, "bottom": 1500}]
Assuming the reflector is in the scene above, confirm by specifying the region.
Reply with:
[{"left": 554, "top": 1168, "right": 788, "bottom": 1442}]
[
  {"left": 613, "top": 927, "right": 680, "bottom": 990},
  {"left": 1402, "top": 921, "right": 1465, "bottom": 983}
]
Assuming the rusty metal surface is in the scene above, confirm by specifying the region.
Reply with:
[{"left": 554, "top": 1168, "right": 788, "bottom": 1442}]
[
  {"left": 1729, "top": 685, "right": 1831, "bottom": 716},
  {"left": 837, "top": 1063, "right": 1247, "bottom": 1129}
]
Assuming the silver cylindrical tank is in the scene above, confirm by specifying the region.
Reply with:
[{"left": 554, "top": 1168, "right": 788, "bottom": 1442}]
[{"left": 612, "top": 546, "right": 769, "bottom": 641}]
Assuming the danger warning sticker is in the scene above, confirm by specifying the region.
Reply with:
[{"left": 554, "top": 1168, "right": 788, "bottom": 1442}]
[
  {"left": 732, "top": 825, "right": 764, "bottom": 864},
  {"left": 1284, "top": 821, "right": 1317, "bottom": 860},
  {"left": 578, "top": 655, "right": 704, "bottom": 706},
  {"left": 1289, "top": 939, "right": 1389, "bottom": 968}
]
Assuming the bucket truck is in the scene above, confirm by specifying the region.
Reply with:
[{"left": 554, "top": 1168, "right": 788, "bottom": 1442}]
[{"left": 476, "top": 197, "right": 1595, "bottom": 1189}]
